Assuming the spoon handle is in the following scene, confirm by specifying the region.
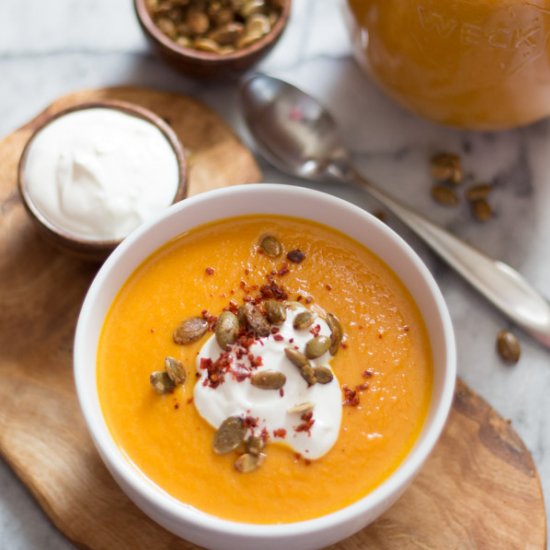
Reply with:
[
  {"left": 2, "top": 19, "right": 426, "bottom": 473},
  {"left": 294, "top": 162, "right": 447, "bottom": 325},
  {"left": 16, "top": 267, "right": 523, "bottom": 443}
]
[{"left": 347, "top": 168, "right": 550, "bottom": 347}]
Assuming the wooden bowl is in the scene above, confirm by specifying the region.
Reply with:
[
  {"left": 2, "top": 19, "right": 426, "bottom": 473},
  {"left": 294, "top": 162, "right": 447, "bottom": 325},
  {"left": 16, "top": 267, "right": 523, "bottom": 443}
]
[
  {"left": 134, "top": 0, "right": 291, "bottom": 79},
  {"left": 18, "top": 100, "right": 187, "bottom": 262}
]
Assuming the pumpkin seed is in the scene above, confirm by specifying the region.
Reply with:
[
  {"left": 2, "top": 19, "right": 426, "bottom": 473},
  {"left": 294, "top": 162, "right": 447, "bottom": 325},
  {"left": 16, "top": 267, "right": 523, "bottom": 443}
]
[
  {"left": 251, "top": 370, "right": 286, "bottom": 390},
  {"left": 186, "top": 9, "right": 209, "bottom": 34},
  {"left": 314, "top": 366, "right": 334, "bottom": 384},
  {"left": 213, "top": 416, "right": 246, "bottom": 454},
  {"left": 465, "top": 183, "right": 492, "bottom": 202},
  {"left": 208, "top": 22, "right": 243, "bottom": 45},
  {"left": 215, "top": 311, "right": 240, "bottom": 349},
  {"left": 284, "top": 347, "right": 317, "bottom": 385},
  {"left": 246, "top": 435, "right": 265, "bottom": 456},
  {"left": 264, "top": 300, "right": 286, "bottom": 325},
  {"left": 326, "top": 313, "right": 343, "bottom": 355},
  {"left": 234, "top": 452, "right": 266, "bottom": 473},
  {"left": 496, "top": 330, "right": 520, "bottom": 364},
  {"left": 299, "top": 363, "right": 318, "bottom": 386},
  {"left": 240, "top": 0, "right": 265, "bottom": 18},
  {"left": 246, "top": 13, "right": 270, "bottom": 36},
  {"left": 150, "top": 371, "right": 176, "bottom": 394},
  {"left": 286, "top": 249, "right": 305, "bottom": 264},
  {"left": 164, "top": 356, "right": 186, "bottom": 385},
  {"left": 242, "top": 302, "right": 271, "bottom": 337},
  {"left": 193, "top": 37, "right": 221, "bottom": 52},
  {"left": 471, "top": 199, "right": 492, "bottom": 222},
  {"left": 173, "top": 316, "right": 208, "bottom": 344},
  {"left": 293, "top": 311, "right": 314, "bottom": 330},
  {"left": 259, "top": 234, "right": 282, "bottom": 257},
  {"left": 287, "top": 402, "right": 314, "bottom": 414},
  {"left": 431, "top": 152, "right": 462, "bottom": 185},
  {"left": 431, "top": 184, "right": 459, "bottom": 207},
  {"left": 284, "top": 347, "right": 308, "bottom": 368},
  {"left": 305, "top": 335, "right": 331, "bottom": 359}
]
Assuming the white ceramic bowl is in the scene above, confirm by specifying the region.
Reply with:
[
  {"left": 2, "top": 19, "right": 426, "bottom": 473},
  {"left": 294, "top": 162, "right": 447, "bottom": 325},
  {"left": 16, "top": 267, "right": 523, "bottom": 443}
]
[{"left": 74, "top": 184, "right": 456, "bottom": 550}]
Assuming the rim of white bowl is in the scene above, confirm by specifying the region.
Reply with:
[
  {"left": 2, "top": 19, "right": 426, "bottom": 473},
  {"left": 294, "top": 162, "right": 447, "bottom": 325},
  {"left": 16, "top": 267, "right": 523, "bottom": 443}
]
[{"left": 74, "top": 183, "right": 456, "bottom": 539}]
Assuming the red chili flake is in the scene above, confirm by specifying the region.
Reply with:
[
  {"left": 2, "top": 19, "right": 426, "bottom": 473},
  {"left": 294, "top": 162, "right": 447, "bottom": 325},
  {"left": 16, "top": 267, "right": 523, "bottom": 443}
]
[
  {"left": 305, "top": 296, "right": 313, "bottom": 304},
  {"left": 356, "top": 382, "right": 369, "bottom": 392},
  {"left": 309, "top": 324, "right": 321, "bottom": 337},
  {"left": 304, "top": 459, "right": 312, "bottom": 466},
  {"left": 230, "top": 289, "right": 235, "bottom": 295},
  {"left": 294, "top": 453, "right": 302, "bottom": 462},
  {"left": 260, "top": 427, "right": 269, "bottom": 442},
  {"left": 244, "top": 416, "right": 259, "bottom": 429},
  {"left": 273, "top": 334, "right": 284, "bottom": 342},
  {"left": 287, "top": 249, "right": 305, "bottom": 263},
  {"left": 273, "top": 428, "right": 287, "bottom": 438},
  {"left": 174, "top": 403, "right": 180, "bottom": 410},
  {"left": 295, "top": 411, "right": 315, "bottom": 435},
  {"left": 279, "top": 387, "right": 284, "bottom": 397},
  {"left": 403, "top": 325, "right": 410, "bottom": 332},
  {"left": 187, "top": 397, "right": 194, "bottom": 404},
  {"left": 277, "top": 263, "right": 290, "bottom": 276},
  {"left": 362, "top": 369, "right": 373, "bottom": 378},
  {"left": 271, "top": 326, "right": 280, "bottom": 334},
  {"left": 251, "top": 284, "right": 259, "bottom": 291},
  {"left": 341, "top": 342, "right": 348, "bottom": 349},
  {"left": 289, "top": 338, "right": 294, "bottom": 343},
  {"left": 149, "top": 328, "right": 155, "bottom": 334},
  {"left": 201, "top": 310, "right": 218, "bottom": 330},
  {"left": 250, "top": 355, "right": 263, "bottom": 368},
  {"left": 200, "top": 352, "right": 232, "bottom": 388},
  {"left": 226, "top": 300, "right": 239, "bottom": 314},
  {"left": 244, "top": 268, "right": 250, "bottom": 276},
  {"left": 205, "top": 266, "right": 215, "bottom": 275},
  {"left": 243, "top": 295, "right": 253, "bottom": 302},
  {"left": 195, "top": 372, "right": 201, "bottom": 379},
  {"left": 259, "top": 280, "right": 288, "bottom": 301},
  {"left": 342, "top": 385, "right": 360, "bottom": 407},
  {"left": 325, "top": 283, "right": 332, "bottom": 291},
  {"left": 358, "top": 325, "right": 364, "bottom": 330}
]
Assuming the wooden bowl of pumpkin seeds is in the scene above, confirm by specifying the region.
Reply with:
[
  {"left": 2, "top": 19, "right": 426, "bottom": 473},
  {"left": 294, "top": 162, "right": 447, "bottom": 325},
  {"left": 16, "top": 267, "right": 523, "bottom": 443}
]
[{"left": 135, "top": 0, "right": 291, "bottom": 79}]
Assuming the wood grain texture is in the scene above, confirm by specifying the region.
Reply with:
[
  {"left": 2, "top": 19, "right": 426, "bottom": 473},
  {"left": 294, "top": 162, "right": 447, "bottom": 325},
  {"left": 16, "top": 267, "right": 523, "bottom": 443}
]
[{"left": 0, "top": 88, "right": 545, "bottom": 550}]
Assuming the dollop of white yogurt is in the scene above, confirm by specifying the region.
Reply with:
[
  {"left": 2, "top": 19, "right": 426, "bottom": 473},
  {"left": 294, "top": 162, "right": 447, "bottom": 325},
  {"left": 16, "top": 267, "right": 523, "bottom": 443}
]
[
  {"left": 23, "top": 107, "right": 179, "bottom": 241},
  {"left": 194, "top": 305, "right": 342, "bottom": 459}
]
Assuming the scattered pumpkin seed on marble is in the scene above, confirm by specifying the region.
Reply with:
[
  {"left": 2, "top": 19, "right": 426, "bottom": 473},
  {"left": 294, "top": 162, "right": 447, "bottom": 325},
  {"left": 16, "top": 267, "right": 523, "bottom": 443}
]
[
  {"left": 293, "top": 311, "right": 314, "bottom": 330},
  {"left": 173, "top": 316, "right": 208, "bottom": 344},
  {"left": 431, "top": 152, "right": 463, "bottom": 185},
  {"left": 431, "top": 184, "right": 460, "bottom": 207},
  {"left": 259, "top": 234, "right": 283, "bottom": 258},
  {"left": 313, "top": 366, "right": 334, "bottom": 384},
  {"left": 465, "top": 183, "right": 492, "bottom": 202},
  {"left": 164, "top": 356, "right": 186, "bottom": 385},
  {"left": 250, "top": 370, "right": 286, "bottom": 390},
  {"left": 496, "top": 330, "right": 521, "bottom": 364},
  {"left": 213, "top": 416, "right": 247, "bottom": 454},
  {"left": 471, "top": 199, "right": 493, "bottom": 222},
  {"left": 326, "top": 313, "right": 343, "bottom": 355},
  {"left": 264, "top": 299, "right": 286, "bottom": 325},
  {"left": 305, "top": 335, "right": 331, "bottom": 359},
  {"left": 215, "top": 311, "right": 240, "bottom": 349},
  {"left": 234, "top": 452, "right": 266, "bottom": 473},
  {"left": 150, "top": 371, "right": 176, "bottom": 394}
]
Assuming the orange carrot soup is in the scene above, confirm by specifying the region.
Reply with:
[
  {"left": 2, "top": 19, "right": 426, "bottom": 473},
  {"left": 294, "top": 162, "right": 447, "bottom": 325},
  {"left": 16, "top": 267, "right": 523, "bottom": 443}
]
[{"left": 97, "top": 214, "right": 433, "bottom": 524}]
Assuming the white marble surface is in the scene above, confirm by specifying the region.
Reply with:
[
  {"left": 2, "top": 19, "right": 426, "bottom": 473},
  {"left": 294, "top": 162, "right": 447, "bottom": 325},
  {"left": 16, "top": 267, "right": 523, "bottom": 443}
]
[{"left": 1, "top": 0, "right": 549, "bottom": 548}]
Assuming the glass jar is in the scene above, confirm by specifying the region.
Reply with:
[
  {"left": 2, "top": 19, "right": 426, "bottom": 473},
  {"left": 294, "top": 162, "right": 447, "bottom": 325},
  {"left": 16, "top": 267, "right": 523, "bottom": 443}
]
[{"left": 344, "top": 0, "right": 550, "bottom": 130}]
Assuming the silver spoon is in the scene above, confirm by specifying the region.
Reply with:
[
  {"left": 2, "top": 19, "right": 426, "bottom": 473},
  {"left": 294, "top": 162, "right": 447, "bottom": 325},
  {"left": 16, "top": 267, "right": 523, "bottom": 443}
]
[{"left": 240, "top": 73, "right": 550, "bottom": 348}]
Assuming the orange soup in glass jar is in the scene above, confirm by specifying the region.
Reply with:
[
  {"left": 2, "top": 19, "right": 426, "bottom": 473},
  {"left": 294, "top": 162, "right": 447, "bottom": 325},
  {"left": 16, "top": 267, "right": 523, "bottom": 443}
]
[{"left": 344, "top": 0, "right": 550, "bottom": 130}]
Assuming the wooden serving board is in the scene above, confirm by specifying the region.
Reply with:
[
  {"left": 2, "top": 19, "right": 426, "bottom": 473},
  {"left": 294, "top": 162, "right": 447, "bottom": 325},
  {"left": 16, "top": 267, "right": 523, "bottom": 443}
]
[{"left": 0, "top": 87, "right": 545, "bottom": 550}]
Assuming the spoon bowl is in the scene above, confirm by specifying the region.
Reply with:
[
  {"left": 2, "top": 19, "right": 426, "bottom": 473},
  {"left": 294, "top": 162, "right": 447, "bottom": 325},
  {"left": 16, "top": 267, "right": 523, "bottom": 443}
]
[{"left": 240, "top": 74, "right": 550, "bottom": 348}]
